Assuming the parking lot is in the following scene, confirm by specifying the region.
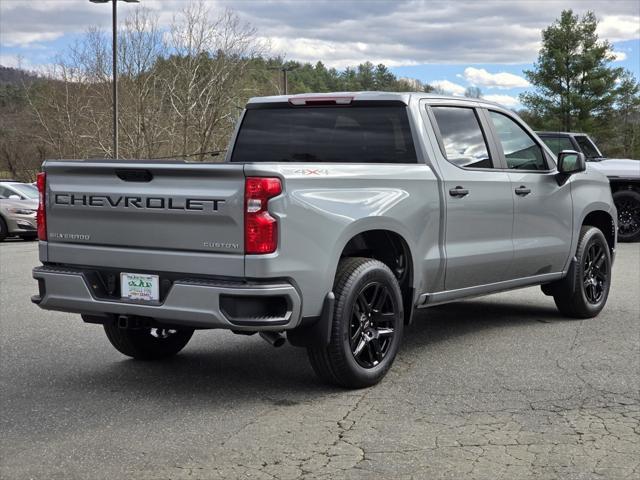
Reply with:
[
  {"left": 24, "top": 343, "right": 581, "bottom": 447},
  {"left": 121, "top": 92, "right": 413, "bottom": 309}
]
[{"left": 0, "top": 240, "right": 638, "bottom": 479}]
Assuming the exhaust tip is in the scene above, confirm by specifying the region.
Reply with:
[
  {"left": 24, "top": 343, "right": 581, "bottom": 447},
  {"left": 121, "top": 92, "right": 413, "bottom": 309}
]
[{"left": 259, "top": 331, "right": 286, "bottom": 348}]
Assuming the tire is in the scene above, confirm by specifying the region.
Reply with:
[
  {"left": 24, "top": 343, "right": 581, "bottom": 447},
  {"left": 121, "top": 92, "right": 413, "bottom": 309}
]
[
  {"left": 0, "top": 217, "right": 7, "bottom": 242},
  {"left": 103, "top": 323, "right": 194, "bottom": 360},
  {"left": 551, "top": 226, "right": 612, "bottom": 318},
  {"left": 307, "top": 257, "right": 404, "bottom": 388},
  {"left": 613, "top": 189, "right": 640, "bottom": 242}
]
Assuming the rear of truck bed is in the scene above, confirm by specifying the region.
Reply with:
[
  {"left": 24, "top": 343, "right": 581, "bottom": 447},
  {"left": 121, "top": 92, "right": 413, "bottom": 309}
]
[{"left": 32, "top": 160, "right": 301, "bottom": 330}]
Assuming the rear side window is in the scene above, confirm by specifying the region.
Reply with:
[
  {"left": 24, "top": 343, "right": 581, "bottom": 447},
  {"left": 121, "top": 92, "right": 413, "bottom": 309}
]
[
  {"left": 540, "top": 136, "right": 574, "bottom": 157},
  {"left": 489, "top": 111, "right": 547, "bottom": 171},
  {"left": 431, "top": 107, "right": 492, "bottom": 169},
  {"left": 231, "top": 105, "right": 417, "bottom": 163}
]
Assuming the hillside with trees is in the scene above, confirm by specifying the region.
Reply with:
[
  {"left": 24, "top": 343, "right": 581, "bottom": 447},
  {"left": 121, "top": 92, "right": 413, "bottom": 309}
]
[{"left": 0, "top": 5, "right": 638, "bottom": 181}]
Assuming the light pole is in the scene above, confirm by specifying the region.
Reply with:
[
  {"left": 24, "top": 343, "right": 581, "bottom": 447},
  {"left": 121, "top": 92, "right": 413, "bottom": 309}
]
[
  {"left": 268, "top": 66, "right": 297, "bottom": 95},
  {"left": 89, "top": 0, "right": 139, "bottom": 159}
]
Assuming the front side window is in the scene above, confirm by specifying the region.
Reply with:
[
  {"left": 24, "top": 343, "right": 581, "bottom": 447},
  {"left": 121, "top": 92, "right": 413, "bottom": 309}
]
[
  {"left": 231, "top": 105, "right": 417, "bottom": 163},
  {"left": 489, "top": 111, "right": 546, "bottom": 170},
  {"left": 431, "top": 107, "right": 492, "bottom": 168},
  {"left": 540, "top": 136, "right": 574, "bottom": 157},
  {"left": 574, "top": 135, "right": 603, "bottom": 159}
]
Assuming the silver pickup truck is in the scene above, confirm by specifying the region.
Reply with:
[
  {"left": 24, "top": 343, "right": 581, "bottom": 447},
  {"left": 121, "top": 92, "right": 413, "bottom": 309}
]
[{"left": 32, "top": 93, "right": 616, "bottom": 388}]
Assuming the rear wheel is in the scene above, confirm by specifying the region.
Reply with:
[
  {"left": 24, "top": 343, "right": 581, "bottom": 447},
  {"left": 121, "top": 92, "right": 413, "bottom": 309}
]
[
  {"left": 613, "top": 189, "right": 640, "bottom": 242},
  {"left": 104, "top": 323, "right": 194, "bottom": 360},
  {"left": 307, "top": 257, "right": 404, "bottom": 388},
  {"left": 551, "top": 226, "right": 612, "bottom": 318}
]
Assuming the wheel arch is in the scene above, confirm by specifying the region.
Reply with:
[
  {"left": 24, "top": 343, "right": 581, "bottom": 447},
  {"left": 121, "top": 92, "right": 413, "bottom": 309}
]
[
  {"left": 332, "top": 221, "right": 417, "bottom": 324},
  {"left": 581, "top": 209, "right": 616, "bottom": 254}
]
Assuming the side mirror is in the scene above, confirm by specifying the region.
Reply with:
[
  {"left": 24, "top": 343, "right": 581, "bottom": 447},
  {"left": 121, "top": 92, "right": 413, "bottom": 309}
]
[
  {"left": 8, "top": 194, "right": 21, "bottom": 200},
  {"left": 557, "top": 150, "right": 586, "bottom": 175}
]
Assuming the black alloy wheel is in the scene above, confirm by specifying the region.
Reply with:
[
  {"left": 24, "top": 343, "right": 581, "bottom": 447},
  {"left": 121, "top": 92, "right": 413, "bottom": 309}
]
[
  {"left": 307, "top": 257, "right": 404, "bottom": 388},
  {"left": 614, "top": 190, "right": 640, "bottom": 242},
  {"left": 582, "top": 242, "right": 609, "bottom": 304},
  {"left": 349, "top": 281, "right": 396, "bottom": 368}
]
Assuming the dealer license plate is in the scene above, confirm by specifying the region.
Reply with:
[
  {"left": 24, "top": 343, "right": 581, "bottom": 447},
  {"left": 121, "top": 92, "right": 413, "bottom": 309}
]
[{"left": 121, "top": 273, "right": 159, "bottom": 302}]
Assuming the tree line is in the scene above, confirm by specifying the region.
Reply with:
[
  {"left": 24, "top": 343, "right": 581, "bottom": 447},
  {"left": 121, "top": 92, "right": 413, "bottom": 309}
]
[{"left": 0, "top": 5, "right": 637, "bottom": 181}]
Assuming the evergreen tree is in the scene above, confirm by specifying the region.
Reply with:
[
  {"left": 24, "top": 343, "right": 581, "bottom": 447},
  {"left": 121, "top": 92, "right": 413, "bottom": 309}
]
[{"left": 520, "top": 10, "right": 623, "bottom": 132}]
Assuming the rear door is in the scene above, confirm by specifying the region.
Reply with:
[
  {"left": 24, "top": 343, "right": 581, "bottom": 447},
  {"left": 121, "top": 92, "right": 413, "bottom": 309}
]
[
  {"left": 486, "top": 110, "right": 573, "bottom": 278},
  {"left": 428, "top": 105, "right": 514, "bottom": 290},
  {"left": 45, "top": 161, "right": 246, "bottom": 255}
]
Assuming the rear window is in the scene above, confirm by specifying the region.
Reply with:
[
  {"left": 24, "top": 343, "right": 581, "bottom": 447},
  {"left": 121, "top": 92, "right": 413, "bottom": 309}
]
[{"left": 231, "top": 105, "right": 417, "bottom": 163}]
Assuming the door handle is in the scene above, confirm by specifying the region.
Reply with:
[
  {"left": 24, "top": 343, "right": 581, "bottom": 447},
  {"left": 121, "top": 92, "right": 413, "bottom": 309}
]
[
  {"left": 449, "top": 186, "right": 469, "bottom": 197},
  {"left": 515, "top": 186, "right": 531, "bottom": 196}
]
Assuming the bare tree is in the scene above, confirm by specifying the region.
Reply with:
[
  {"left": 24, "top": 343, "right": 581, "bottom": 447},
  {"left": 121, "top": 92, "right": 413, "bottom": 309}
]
[
  {"left": 24, "top": 1, "right": 264, "bottom": 162},
  {"left": 163, "top": 2, "right": 263, "bottom": 159},
  {"left": 118, "top": 8, "right": 168, "bottom": 158}
]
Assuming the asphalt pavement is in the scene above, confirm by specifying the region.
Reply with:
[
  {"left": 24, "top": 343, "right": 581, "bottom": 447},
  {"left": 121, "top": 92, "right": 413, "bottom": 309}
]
[{"left": 1, "top": 240, "right": 638, "bottom": 480}]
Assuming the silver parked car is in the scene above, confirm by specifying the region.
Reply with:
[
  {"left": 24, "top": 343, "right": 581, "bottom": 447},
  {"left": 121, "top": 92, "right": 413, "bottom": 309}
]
[{"left": 0, "top": 181, "right": 39, "bottom": 241}]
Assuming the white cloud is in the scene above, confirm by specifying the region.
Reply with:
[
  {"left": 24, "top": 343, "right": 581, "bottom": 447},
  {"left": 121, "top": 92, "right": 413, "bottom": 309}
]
[
  {"left": 483, "top": 94, "right": 521, "bottom": 108},
  {"left": 0, "top": 54, "right": 26, "bottom": 69},
  {"left": 597, "top": 15, "right": 640, "bottom": 42},
  {"left": 431, "top": 80, "right": 467, "bottom": 96},
  {"left": 0, "top": 0, "right": 638, "bottom": 69},
  {"left": 461, "top": 67, "right": 530, "bottom": 89},
  {"left": 264, "top": 36, "right": 419, "bottom": 69},
  {"left": 611, "top": 51, "right": 628, "bottom": 62},
  {"left": 0, "top": 31, "right": 63, "bottom": 47}
]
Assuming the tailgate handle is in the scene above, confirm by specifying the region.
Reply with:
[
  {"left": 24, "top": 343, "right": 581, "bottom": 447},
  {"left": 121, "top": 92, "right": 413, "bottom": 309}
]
[{"left": 116, "top": 169, "right": 153, "bottom": 182}]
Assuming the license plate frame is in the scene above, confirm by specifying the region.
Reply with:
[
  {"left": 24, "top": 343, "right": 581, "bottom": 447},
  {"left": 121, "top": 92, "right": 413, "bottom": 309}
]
[{"left": 120, "top": 272, "right": 160, "bottom": 302}]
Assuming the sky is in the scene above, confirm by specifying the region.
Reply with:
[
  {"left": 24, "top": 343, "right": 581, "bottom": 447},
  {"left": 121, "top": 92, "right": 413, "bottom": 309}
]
[{"left": 0, "top": 0, "right": 639, "bottom": 109}]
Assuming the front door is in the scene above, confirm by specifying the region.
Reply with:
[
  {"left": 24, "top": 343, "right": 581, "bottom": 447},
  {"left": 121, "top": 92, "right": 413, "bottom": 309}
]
[
  {"left": 429, "top": 105, "right": 514, "bottom": 290},
  {"left": 486, "top": 110, "right": 573, "bottom": 279}
]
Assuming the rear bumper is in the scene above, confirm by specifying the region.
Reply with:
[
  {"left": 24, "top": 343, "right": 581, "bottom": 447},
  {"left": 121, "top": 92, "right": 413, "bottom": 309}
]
[{"left": 32, "top": 265, "right": 302, "bottom": 331}]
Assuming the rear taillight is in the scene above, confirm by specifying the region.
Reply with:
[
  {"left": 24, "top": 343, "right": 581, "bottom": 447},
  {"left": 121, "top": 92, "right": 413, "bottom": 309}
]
[
  {"left": 245, "top": 177, "right": 282, "bottom": 254},
  {"left": 36, "top": 172, "right": 47, "bottom": 241}
]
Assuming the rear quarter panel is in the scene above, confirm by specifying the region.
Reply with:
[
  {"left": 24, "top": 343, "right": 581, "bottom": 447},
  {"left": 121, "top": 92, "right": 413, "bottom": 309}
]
[{"left": 243, "top": 163, "right": 441, "bottom": 318}]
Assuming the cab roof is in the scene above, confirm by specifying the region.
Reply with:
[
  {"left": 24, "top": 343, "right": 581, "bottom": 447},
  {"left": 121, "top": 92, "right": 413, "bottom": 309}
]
[{"left": 246, "top": 91, "right": 509, "bottom": 110}]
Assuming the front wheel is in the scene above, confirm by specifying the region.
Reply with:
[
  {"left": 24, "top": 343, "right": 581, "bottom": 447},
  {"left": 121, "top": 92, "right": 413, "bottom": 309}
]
[
  {"left": 0, "top": 217, "right": 8, "bottom": 242},
  {"left": 551, "top": 226, "right": 612, "bottom": 318},
  {"left": 307, "top": 257, "right": 404, "bottom": 388},
  {"left": 613, "top": 189, "right": 640, "bottom": 242},
  {"left": 104, "top": 323, "right": 194, "bottom": 360}
]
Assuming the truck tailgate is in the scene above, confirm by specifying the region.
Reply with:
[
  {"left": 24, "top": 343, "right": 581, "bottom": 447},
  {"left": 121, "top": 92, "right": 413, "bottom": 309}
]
[{"left": 43, "top": 160, "right": 245, "bottom": 256}]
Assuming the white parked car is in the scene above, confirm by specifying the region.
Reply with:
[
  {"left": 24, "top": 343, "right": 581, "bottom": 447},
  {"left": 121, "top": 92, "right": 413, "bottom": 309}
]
[{"left": 0, "top": 180, "right": 39, "bottom": 241}]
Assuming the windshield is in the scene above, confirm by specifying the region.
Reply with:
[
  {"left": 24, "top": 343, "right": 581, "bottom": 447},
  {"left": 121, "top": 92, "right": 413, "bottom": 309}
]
[
  {"left": 8, "top": 183, "right": 38, "bottom": 199},
  {"left": 574, "top": 135, "right": 603, "bottom": 159},
  {"left": 540, "top": 136, "right": 574, "bottom": 157},
  {"left": 231, "top": 105, "right": 417, "bottom": 164}
]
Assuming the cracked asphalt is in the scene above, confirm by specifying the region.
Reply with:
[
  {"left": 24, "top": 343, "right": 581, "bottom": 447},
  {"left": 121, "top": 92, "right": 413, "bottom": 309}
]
[{"left": 1, "top": 241, "right": 638, "bottom": 480}]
